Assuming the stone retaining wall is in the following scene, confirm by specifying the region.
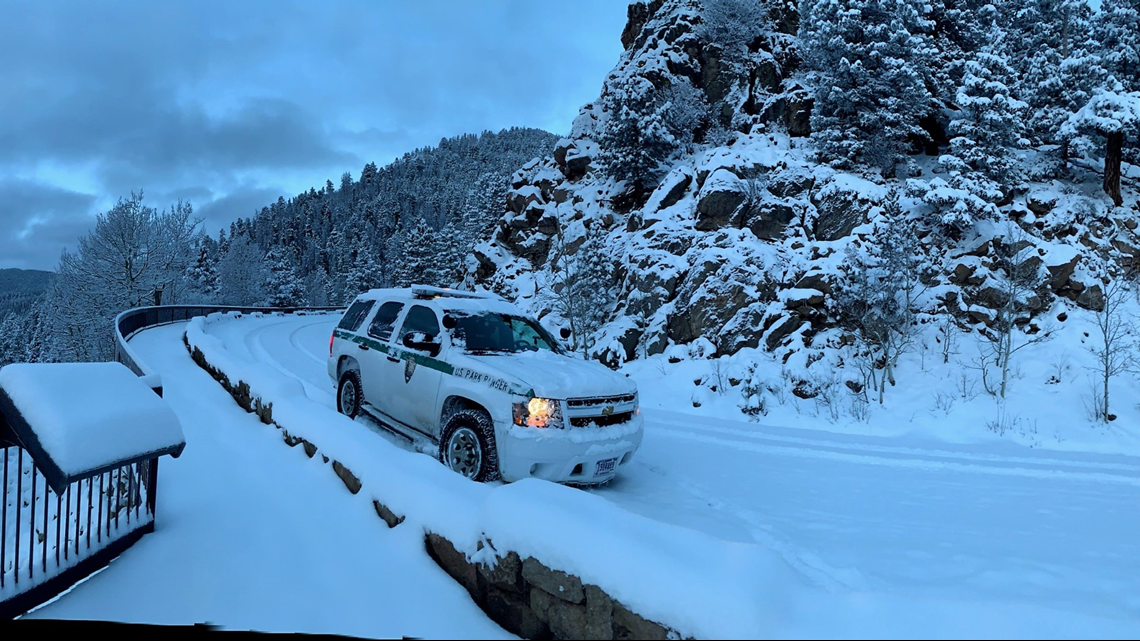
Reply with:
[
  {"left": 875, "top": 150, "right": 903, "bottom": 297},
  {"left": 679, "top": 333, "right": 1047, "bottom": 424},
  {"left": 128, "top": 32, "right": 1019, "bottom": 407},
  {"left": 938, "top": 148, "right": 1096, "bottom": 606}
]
[{"left": 186, "top": 338, "right": 682, "bottom": 640}]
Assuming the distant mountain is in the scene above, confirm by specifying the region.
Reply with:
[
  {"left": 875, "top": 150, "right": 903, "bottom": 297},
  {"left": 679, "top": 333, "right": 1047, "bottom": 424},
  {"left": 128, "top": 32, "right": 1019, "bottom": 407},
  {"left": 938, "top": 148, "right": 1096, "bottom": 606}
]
[{"left": 0, "top": 268, "right": 55, "bottom": 317}]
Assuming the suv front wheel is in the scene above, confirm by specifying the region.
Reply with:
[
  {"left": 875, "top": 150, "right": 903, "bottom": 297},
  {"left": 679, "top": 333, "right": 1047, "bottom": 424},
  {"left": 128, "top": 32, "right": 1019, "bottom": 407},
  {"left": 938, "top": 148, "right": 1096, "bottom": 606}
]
[
  {"left": 439, "top": 409, "right": 500, "bottom": 482},
  {"left": 337, "top": 370, "right": 362, "bottom": 419}
]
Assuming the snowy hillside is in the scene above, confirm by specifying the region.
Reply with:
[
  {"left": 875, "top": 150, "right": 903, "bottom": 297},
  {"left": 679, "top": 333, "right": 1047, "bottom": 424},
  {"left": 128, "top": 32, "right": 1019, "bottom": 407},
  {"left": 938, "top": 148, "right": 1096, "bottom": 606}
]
[{"left": 470, "top": 0, "right": 1140, "bottom": 448}]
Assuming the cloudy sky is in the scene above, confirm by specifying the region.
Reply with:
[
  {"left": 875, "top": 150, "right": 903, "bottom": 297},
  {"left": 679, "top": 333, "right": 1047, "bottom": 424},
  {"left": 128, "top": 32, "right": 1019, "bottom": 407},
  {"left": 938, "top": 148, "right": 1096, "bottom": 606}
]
[{"left": 0, "top": 0, "right": 628, "bottom": 271}]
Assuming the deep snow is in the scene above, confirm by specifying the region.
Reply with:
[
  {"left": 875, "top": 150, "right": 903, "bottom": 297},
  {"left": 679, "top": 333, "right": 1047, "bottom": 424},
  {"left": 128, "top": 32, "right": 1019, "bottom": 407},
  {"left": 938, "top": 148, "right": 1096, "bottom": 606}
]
[
  {"left": 0, "top": 362, "right": 184, "bottom": 479},
  {"left": 23, "top": 322, "right": 510, "bottom": 639},
  {"left": 187, "top": 312, "right": 1140, "bottom": 637}
]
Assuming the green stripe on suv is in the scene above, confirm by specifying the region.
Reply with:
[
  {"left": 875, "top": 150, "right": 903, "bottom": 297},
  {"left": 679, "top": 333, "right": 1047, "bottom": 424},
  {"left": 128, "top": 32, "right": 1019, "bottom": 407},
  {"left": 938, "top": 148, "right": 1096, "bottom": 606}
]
[{"left": 334, "top": 329, "right": 535, "bottom": 397}]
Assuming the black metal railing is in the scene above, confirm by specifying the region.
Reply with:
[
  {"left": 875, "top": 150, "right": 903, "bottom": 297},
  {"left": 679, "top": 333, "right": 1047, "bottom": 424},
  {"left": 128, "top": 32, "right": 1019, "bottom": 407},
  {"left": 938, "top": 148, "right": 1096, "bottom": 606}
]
[
  {"left": 0, "top": 447, "right": 158, "bottom": 618},
  {"left": 0, "top": 303, "right": 341, "bottom": 619}
]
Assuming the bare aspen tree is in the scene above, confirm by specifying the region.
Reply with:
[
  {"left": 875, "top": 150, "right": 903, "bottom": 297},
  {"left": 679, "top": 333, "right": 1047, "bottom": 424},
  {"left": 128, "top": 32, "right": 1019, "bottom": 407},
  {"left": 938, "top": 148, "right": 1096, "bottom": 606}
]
[{"left": 1087, "top": 261, "right": 1132, "bottom": 421}]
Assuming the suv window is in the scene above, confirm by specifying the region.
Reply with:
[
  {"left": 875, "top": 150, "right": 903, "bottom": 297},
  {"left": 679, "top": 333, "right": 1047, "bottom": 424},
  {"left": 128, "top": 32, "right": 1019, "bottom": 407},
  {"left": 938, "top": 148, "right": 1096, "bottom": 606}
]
[
  {"left": 367, "top": 302, "right": 405, "bottom": 341},
  {"left": 338, "top": 300, "right": 375, "bottom": 332},
  {"left": 398, "top": 305, "right": 440, "bottom": 339}
]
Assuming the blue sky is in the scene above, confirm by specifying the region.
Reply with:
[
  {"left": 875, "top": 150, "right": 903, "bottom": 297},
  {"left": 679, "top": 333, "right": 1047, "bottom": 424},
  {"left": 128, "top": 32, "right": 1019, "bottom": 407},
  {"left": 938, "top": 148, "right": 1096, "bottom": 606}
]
[{"left": 0, "top": 0, "right": 629, "bottom": 270}]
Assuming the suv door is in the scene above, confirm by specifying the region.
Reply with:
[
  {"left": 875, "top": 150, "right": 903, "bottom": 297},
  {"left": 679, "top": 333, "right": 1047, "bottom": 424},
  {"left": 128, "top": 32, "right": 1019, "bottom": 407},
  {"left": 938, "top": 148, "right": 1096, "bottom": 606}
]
[
  {"left": 389, "top": 304, "right": 446, "bottom": 435},
  {"left": 360, "top": 300, "right": 405, "bottom": 415}
]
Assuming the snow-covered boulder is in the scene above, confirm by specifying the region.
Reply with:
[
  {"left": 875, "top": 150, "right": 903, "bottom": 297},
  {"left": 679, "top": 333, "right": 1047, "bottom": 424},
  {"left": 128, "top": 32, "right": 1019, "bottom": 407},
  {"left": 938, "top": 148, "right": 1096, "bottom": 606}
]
[{"left": 695, "top": 168, "right": 746, "bottom": 230}]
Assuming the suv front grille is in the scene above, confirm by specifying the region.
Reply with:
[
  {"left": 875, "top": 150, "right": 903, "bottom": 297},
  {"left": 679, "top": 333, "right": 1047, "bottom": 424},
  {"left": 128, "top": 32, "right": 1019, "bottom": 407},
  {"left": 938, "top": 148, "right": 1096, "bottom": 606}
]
[
  {"left": 570, "top": 411, "right": 633, "bottom": 428},
  {"left": 566, "top": 393, "right": 636, "bottom": 408}
]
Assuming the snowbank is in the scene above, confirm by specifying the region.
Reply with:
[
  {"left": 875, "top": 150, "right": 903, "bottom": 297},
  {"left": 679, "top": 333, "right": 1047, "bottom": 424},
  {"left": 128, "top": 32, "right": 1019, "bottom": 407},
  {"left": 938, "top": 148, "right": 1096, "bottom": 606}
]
[
  {"left": 184, "top": 313, "right": 798, "bottom": 639},
  {"left": 0, "top": 362, "right": 185, "bottom": 485}
]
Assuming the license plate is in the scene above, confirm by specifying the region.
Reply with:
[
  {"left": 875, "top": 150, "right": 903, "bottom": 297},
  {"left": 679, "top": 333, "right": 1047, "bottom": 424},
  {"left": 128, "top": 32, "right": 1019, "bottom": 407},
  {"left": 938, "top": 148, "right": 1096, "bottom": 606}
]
[{"left": 595, "top": 457, "right": 617, "bottom": 476}]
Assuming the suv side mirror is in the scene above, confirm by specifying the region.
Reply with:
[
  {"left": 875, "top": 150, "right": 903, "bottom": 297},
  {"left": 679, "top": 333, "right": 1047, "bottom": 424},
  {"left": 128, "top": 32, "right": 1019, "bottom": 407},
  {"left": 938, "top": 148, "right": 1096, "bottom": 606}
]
[
  {"left": 559, "top": 327, "right": 571, "bottom": 340},
  {"left": 442, "top": 314, "right": 457, "bottom": 330},
  {"left": 402, "top": 331, "right": 442, "bottom": 357}
]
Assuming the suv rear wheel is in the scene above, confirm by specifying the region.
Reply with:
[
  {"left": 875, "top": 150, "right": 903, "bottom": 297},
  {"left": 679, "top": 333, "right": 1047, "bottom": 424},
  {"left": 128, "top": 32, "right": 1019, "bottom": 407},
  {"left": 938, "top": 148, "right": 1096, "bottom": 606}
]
[
  {"left": 337, "top": 370, "right": 362, "bottom": 419},
  {"left": 439, "top": 409, "right": 500, "bottom": 482}
]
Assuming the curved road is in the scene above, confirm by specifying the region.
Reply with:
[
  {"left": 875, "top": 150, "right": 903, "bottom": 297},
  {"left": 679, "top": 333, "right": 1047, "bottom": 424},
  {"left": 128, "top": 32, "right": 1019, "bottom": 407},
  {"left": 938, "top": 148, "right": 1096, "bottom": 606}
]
[{"left": 201, "top": 313, "right": 1140, "bottom": 626}]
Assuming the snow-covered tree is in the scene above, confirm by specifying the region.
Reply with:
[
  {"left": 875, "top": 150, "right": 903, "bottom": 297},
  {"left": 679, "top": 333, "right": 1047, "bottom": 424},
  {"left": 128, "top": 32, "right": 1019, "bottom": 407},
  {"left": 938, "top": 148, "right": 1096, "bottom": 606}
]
[
  {"left": 389, "top": 217, "right": 444, "bottom": 288},
  {"left": 1062, "top": 85, "right": 1140, "bottom": 206},
  {"left": 262, "top": 249, "right": 306, "bottom": 307},
  {"left": 345, "top": 234, "right": 385, "bottom": 299},
  {"left": 52, "top": 192, "right": 200, "bottom": 361},
  {"left": 800, "top": 0, "right": 934, "bottom": 173},
  {"left": 946, "top": 47, "right": 1027, "bottom": 188},
  {"left": 598, "top": 75, "right": 709, "bottom": 197},
  {"left": 217, "top": 235, "right": 267, "bottom": 305},
  {"left": 1093, "top": 0, "right": 1140, "bottom": 91},
  {"left": 1007, "top": 0, "right": 1104, "bottom": 150},
  {"left": 186, "top": 245, "right": 219, "bottom": 302},
  {"left": 697, "top": 0, "right": 772, "bottom": 63}
]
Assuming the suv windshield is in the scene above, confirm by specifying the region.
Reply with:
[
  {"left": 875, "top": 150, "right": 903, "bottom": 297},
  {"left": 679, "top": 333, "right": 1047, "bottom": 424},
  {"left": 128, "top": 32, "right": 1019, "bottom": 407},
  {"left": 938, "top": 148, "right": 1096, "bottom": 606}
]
[{"left": 448, "top": 312, "right": 562, "bottom": 354}]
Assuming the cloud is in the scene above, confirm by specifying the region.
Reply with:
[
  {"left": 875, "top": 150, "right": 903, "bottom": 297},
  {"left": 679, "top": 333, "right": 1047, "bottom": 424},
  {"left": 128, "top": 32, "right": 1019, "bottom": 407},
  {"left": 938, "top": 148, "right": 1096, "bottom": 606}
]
[
  {"left": 0, "top": 0, "right": 627, "bottom": 268},
  {"left": 0, "top": 179, "right": 97, "bottom": 270}
]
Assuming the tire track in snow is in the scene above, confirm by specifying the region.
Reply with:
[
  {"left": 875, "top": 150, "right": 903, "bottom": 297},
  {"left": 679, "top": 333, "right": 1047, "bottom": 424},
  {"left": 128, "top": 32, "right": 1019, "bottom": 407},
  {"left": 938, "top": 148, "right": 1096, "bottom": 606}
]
[
  {"left": 651, "top": 424, "right": 1140, "bottom": 486},
  {"left": 648, "top": 413, "right": 1140, "bottom": 476}
]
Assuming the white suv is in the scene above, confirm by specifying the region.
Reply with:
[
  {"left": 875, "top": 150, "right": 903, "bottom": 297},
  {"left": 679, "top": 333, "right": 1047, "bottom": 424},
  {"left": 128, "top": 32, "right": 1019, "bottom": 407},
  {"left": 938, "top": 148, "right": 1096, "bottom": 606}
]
[{"left": 328, "top": 286, "right": 644, "bottom": 484}]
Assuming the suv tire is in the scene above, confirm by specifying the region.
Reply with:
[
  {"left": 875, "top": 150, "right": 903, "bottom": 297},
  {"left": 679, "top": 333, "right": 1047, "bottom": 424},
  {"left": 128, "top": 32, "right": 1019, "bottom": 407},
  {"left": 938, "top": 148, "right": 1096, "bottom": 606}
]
[
  {"left": 439, "top": 409, "right": 500, "bottom": 482},
  {"left": 337, "top": 369, "right": 363, "bottom": 419}
]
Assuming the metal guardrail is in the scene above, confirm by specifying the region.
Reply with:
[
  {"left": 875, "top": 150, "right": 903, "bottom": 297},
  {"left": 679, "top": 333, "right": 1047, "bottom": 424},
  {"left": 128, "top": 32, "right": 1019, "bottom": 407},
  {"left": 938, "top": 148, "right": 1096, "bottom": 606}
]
[{"left": 114, "top": 305, "right": 345, "bottom": 396}]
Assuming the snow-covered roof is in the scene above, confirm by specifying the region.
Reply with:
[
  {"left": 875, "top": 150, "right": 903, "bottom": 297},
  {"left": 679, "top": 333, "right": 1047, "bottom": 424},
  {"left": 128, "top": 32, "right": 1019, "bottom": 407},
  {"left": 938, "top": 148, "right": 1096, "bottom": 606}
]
[{"left": 0, "top": 362, "right": 186, "bottom": 494}]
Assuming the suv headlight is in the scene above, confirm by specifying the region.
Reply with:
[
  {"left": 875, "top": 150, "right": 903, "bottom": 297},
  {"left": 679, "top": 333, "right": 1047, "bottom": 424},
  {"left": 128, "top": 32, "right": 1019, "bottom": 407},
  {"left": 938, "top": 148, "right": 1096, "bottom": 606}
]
[{"left": 513, "top": 397, "right": 563, "bottom": 428}]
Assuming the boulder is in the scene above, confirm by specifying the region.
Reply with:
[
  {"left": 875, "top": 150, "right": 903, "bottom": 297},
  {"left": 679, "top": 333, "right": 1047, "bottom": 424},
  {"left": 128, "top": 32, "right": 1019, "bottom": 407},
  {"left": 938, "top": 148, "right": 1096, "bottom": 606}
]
[
  {"left": 565, "top": 152, "right": 591, "bottom": 180},
  {"left": 485, "top": 587, "right": 549, "bottom": 640},
  {"left": 795, "top": 270, "right": 834, "bottom": 294},
  {"left": 521, "top": 557, "right": 585, "bottom": 603},
  {"left": 613, "top": 600, "right": 671, "bottom": 640},
  {"left": 1046, "top": 254, "right": 1081, "bottom": 292},
  {"left": 745, "top": 200, "right": 796, "bottom": 240},
  {"left": 1027, "top": 193, "right": 1057, "bottom": 215},
  {"left": 657, "top": 173, "right": 692, "bottom": 210},
  {"left": 1076, "top": 283, "right": 1105, "bottom": 311},
  {"left": 695, "top": 169, "right": 746, "bottom": 231},
  {"left": 812, "top": 181, "right": 876, "bottom": 241},
  {"left": 765, "top": 314, "right": 804, "bottom": 351},
  {"left": 767, "top": 169, "right": 815, "bottom": 199}
]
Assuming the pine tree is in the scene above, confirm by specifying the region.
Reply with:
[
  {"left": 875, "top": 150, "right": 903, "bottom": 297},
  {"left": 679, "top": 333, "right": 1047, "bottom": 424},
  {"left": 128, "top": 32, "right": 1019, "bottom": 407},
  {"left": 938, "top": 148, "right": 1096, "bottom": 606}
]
[
  {"left": 947, "top": 48, "right": 1027, "bottom": 187},
  {"left": 597, "top": 75, "right": 688, "bottom": 197},
  {"left": 800, "top": 0, "right": 934, "bottom": 173},
  {"left": 186, "top": 245, "right": 220, "bottom": 302},
  {"left": 1007, "top": 0, "right": 1104, "bottom": 149},
  {"left": 262, "top": 249, "right": 306, "bottom": 307},
  {"left": 390, "top": 217, "right": 440, "bottom": 288},
  {"left": 1095, "top": 0, "right": 1140, "bottom": 91}
]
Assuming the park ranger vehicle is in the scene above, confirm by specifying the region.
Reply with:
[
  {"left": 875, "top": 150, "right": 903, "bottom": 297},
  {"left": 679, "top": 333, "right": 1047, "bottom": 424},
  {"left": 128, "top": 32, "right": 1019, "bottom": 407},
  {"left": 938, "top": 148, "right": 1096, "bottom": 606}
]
[{"left": 328, "top": 286, "right": 644, "bottom": 483}]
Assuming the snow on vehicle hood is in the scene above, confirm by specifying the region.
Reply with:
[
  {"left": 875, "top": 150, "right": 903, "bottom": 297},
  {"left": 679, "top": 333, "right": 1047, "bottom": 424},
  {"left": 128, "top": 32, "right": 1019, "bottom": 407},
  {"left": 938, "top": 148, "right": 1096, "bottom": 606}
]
[{"left": 459, "top": 349, "right": 636, "bottom": 400}]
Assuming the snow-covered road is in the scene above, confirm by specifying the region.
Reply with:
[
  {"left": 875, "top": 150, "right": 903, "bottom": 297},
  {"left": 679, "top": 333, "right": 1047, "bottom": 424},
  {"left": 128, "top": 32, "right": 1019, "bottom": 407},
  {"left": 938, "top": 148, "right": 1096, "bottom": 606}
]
[
  {"left": 202, "top": 313, "right": 1140, "bottom": 630},
  {"left": 25, "top": 322, "right": 509, "bottom": 639}
]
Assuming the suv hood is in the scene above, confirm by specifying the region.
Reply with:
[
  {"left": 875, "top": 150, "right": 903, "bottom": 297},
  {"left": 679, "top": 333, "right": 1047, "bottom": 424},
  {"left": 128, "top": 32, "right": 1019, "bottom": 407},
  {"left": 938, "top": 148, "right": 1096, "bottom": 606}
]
[{"left": 460, "top": 349, "right": 636, "bottom": 400}]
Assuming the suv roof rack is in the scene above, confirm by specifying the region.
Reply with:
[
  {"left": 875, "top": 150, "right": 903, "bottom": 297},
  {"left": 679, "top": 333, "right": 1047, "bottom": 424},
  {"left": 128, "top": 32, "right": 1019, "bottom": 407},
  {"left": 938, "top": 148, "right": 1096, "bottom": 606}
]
[{"left": 409, "top": 285, "right": 501, "bottom": 301}]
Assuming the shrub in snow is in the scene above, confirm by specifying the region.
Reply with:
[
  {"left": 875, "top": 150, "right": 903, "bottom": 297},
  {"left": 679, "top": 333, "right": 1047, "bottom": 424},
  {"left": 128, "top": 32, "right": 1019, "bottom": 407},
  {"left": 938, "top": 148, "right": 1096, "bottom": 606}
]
[
  {"left": 539, "top": 222, "right": 617, "bottom": 359},
  {"left": 696, "top": 0, "right": 772, "bottom": 63},
  {"left": 597, "top": 75, "right": 711, "bottom": 198},
  {"left": 832, "top": 192, "right": 929, "bottom": 403},
  {"left": 972, "top": 225, "right": 1054, "bottom": 399}
]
